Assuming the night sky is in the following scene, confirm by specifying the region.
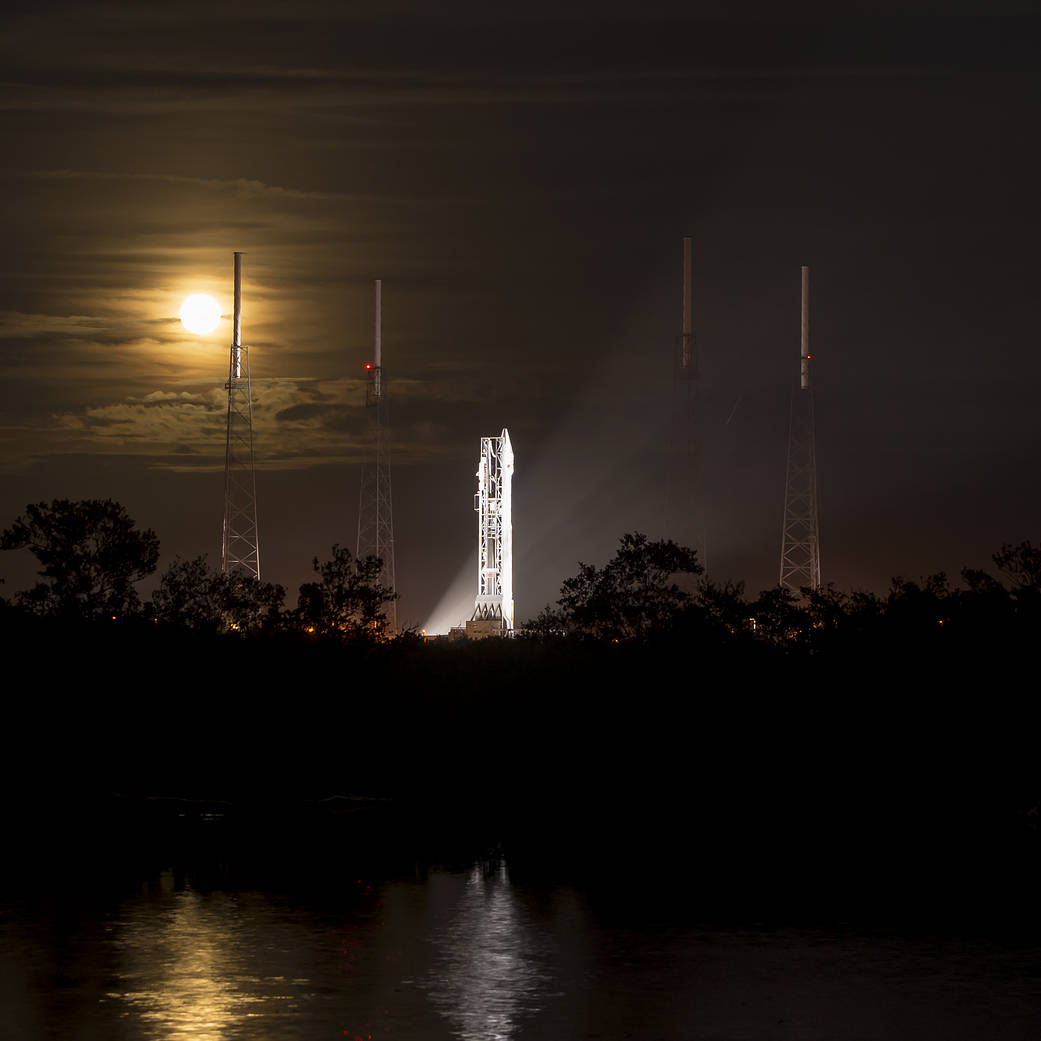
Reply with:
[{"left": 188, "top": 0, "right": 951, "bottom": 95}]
[{"left": 0, "top": 1, "right": 1037, "bottom": 630}]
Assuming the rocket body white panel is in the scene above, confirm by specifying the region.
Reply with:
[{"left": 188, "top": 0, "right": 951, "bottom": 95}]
[{"left": 472, "top": 427, "right": 514, "bottom": 631}]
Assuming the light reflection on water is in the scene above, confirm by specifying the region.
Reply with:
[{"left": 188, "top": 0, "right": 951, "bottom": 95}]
[
  {"left": 420, "top": 859, "right": 555, "bottom": 1041},
  {"left": 6, "top": 857, "right": 1041, "bottom": 1040},
  {"left": 92, "top": 858, "right": 563, "bottom": 1041},
  {"left": 108, "top": 881, "right": 305, "bottom": 1039},
  {"left": 104, "top": 871, "right": 329, "bottom": 1041}
]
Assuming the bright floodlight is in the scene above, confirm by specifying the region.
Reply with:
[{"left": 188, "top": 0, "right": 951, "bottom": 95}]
[{"left": 180, "top": 294, "right": 222, "bottom": 335}]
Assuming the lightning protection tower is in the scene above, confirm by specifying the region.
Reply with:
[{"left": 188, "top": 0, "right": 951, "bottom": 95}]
[
  {"left": 779, "top": 265, "right": 821, "bottom": 591},
  {"left": 669, "top": 236, "right": 706, "bottom": 568},
  {"left": 221, "top": 251, "right": 261, "bottom": 579},
  {"left": 468, "top": 428, "right": 514, "bottom": 636},
  {"left": 679, "top": 235, "right": 696, "bottom": 383},
  {"left": 356, "top": 279, "right": 397, "bottom": 631}
]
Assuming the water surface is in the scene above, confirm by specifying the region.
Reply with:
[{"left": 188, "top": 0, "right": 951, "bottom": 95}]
[{"left": 5, "top": 851, "right": 1041, "bottom": 1040}]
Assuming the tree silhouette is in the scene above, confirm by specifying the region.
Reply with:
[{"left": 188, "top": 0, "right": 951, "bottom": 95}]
[
  {"left": 1, "top": 499, "right": 159, "bottom": 621},
  {"left": 747, "top": 584, "right": 808, "bottom": 645},
  {"left": 546, "top": 532, "right": 703, "bottom": 642},
  {"left": 991, "top": 541, "right": 1041, "bottom": 592},
  {"left": 151, "top": 555, "right": 285, "bottom": 634},
  {"left": 695, "top": 578, "right": 752, "bottom": 639},
  {"left": 151, "top": 555, "right": 223, "bottom": 631},
  {"left": 800, "top": 584, "right": 883, "bottom": 651},
  {"left": 961, "top": 540, "right": 1041, "bottom": 632},
  {"left": 219, "top": 570, "right": 286, "bottom": 635},
  {"left": 885, "top": 572, "right": 953, "bottom": 637},
  {"left": 296, "top": 544, "right": 396, "bottom": 638}
]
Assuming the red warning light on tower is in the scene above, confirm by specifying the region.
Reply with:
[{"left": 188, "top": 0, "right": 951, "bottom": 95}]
[{"left": 365, "top": 362, "right": 373, "bottom": 370}]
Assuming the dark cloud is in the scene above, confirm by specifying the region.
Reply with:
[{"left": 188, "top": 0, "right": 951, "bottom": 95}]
[{"left": 274, "top": 402, "right": 353, "bottom": 428}]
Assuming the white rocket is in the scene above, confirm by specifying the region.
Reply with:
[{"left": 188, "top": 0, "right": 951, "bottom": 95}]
[{"left": 472, "top": 428, "right": 514, "bottom": 631}]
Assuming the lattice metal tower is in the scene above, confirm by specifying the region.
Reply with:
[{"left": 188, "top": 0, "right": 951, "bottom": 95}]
[
  {"left": 356, "top": 279, "right": 397, "bottom": 631},
  {"left": 779, "top": 265, "right": 821, "bottom": 591},
  {"left": 669, "top": 236, "right": 706, "bottom": 567},
  {"left": 470, "top": 429, "right": 515, "bottom": 631},
  {"left": 679, "top": 235, "right": 696, "bottom": 381},
  {"left": 221, "top": 251, "right": 261, "bottom": 579}
]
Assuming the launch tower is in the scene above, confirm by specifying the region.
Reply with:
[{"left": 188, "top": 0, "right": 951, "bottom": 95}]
[
  {"left": 468, "top": 428, "right": 514, "bottom": 636},
  {"left": 779, "top": 265, "right": 821, "bottom": 591},
  {"left": 356, "top": 279, "right": 397, "bottom": 631},
  {"left": 221, "top": 252, "right": 261, "bottom": 579}
]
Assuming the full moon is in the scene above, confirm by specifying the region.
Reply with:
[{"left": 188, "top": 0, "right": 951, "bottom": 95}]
[{"left": 180, "top": 294, "right": 222, "bottom": 335}]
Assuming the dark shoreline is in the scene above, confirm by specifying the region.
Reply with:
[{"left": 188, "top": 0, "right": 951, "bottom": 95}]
[{"left": 5, "top": 613, "right": 1039, "bottom": 930}]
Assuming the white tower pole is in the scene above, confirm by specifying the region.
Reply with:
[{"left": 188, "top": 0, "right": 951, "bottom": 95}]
[
  {"left": 800, "top": 264, "right": 810, "bottom": 391},
  {"left": 373, "top": 277, "right": 382, "bottom": 400}
]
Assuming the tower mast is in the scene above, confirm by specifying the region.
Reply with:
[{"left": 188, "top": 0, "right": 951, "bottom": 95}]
[
  {"left": 669, "top": 236, "right": 706, "bottom": 567},
  {"left": 680, "top": 235, "right": 694, "bottom": 378},
  {"left": 221, "top": 251, "right": 261, "bottom": 579},
  {"left": 779, "top": 265, "right": 821, "bottom": 591},
  {"left": 356, "top": 279, "right": 397, "bottom": 632}
]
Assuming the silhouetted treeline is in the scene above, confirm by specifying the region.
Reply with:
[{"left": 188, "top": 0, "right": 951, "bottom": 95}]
[
  {"left": 5, "top": 501, "right": 1040, "bottom": 660},
  {"left": 529, "top": 532, "right": 1041, "bottom": 663},
  {"left": 4, "top": 503, "right": 1041, "bottom": 922},
  {"left": 0, "top": 498, "right": 396, "bottom": 638}
]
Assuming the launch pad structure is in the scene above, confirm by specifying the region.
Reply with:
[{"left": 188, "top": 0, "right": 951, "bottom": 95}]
[
  {"left": 779, "top": 265, "right": 821, "bottom": 591},
  {"left": 221, "top": 251, "right": 261, "bottom": 579},
  {"left": 466, "top": 428, "right": 515, "bottom": 638}
]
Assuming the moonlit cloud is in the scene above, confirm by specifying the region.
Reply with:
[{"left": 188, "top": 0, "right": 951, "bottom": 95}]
[
  {"left": 33, "top": 375, "right": 465, "bottom": 473},
  {"left": 0, "top": 310, "right": 111, "bottom": 338}
]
